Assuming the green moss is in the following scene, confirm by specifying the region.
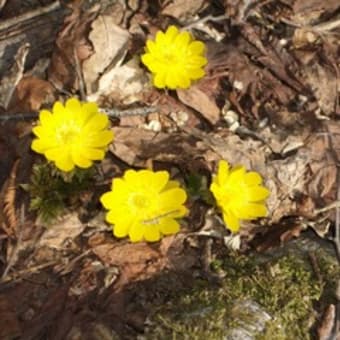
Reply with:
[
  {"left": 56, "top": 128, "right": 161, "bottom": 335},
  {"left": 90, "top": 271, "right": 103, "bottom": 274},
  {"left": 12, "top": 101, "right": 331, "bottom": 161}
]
[{"left": 144, "top": 247, "right": 339, "bottom": 340}]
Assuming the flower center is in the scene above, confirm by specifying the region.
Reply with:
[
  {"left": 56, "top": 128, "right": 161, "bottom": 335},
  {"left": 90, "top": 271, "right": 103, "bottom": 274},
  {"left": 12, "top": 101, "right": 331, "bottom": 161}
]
[
  {"left": 130, "top": 193, "right": 149, "bottom": 209},
  {"left": 56, "top": 123, "right": 80, "bottom": 145}
]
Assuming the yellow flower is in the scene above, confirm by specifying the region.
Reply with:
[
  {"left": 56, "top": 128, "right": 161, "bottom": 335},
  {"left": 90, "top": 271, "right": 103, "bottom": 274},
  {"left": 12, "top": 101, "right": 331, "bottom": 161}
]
[
  {"left": 210, "top": 160, "right": 270, "bottom": 233},
  {"left": 100, "top": 169, "right": 187, "bottom": 242},
  {"left": 31, "top": 98, "right": 114, "bottom": 172},
  {"left": 141, "top": 25, "right": 207, "bottom": 89}
]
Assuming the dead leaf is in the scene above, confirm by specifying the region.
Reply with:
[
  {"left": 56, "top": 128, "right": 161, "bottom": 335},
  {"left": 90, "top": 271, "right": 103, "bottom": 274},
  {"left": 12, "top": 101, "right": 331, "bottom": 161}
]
[
  {"left": 10, "top": 76, "right": 56, "bottom": 112},
  {"left": 89, "top": 58, "right": 149, "bottom": 105},
  {"left": 0, "top": 43, "right": 29, "bottom": 110},
  {"left": 303, "top": 62, "right": 338, "bottom": 116},
  {"left": 92, "top": 241, "right": 167, "bottom": 291},
  {"left": 82, "top": 16, "right": 130, "bottom": 94},
  {"left": 162, "top": 0, "right": 207, "bottom": 20},
  {"left": 48, "top": 4, "right": 99, "bottom": 92},
  {"left": 38, "top": 213, "right": 85, "bottom": 249},
  {"left": 317, "top": 304, "right": 336, "bottom": 340},
  {"left": 177, "top": 78, "right": 221, "bottom": 124},
  {"left": 292, "top": 0, "right": 340, "bottom": 26}
]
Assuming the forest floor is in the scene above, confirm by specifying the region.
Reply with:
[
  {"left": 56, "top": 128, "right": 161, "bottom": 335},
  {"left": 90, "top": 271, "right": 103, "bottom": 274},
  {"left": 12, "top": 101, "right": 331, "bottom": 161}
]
[{"left": 0, "top": 1, "right": 340, "bottom": 339}]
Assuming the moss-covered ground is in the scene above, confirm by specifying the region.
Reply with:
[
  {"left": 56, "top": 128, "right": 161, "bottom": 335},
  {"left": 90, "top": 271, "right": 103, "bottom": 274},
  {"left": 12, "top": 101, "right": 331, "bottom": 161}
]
[{"left": 143, "top": 242, "right": 339, "bottom": 340}]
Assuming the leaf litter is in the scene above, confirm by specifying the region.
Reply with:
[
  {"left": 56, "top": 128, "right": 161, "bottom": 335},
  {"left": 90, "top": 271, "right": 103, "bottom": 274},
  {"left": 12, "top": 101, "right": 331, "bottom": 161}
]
[{"left": 0, "top": 0, "right": 340, "bottom": 338}]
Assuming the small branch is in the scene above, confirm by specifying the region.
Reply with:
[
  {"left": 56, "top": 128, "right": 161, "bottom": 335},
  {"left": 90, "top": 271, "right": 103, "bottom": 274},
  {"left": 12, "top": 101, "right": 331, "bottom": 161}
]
[
  {"left": 0, "top": 1, "right": 61, "bottom": 33},
  {"left": 183, "top": 14, "right": 229, "bottom": 31},
  {"left": 0, "top": 106, "right": 159, "bottom": 122}
]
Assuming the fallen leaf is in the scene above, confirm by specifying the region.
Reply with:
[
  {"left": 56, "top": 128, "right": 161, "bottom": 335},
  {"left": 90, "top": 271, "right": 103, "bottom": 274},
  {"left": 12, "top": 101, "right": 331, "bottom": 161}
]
[
  {"left": 89, "top": 58, "right": 149, "bottom": 105},
  {"left": 92, "top": 241, "right": 167, "bottom": 291},
  {"left": 82, "top": 16, "right": 130, "bottom": 94},
  {"left": 162, "top": 0, "right": 207, "bottom": 20},
  {"left": 10, "top": 76, "right": 56, "bottom": 112},
  {"left": 38, "top": 213, "right": 85, "bottom": 249},
  {"left": 177, "top": 78, "right": 221, "bottom": 124}
]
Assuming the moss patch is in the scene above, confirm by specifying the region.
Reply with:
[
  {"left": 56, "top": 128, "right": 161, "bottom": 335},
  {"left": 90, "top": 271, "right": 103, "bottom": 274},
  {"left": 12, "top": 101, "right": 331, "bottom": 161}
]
[{"left": 143, "top": 246, "right": 339, "bottom": 339}]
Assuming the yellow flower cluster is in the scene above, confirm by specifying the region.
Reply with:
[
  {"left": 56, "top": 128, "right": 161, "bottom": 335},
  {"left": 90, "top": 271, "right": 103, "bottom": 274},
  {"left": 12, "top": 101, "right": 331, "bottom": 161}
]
[
  {"left": 100, "top": 169, "right": 187, "bottom": 242},
  {"left": 31, "top": 98, "right": 114, "bottom": 172},
  {"left": 210, "top": 160, "right": 270, "bottom": 233},
  {"left": 141, "top": 26, "right": 207, "bottom": 89},
  {"left": 30, "top": 25, "right": 271, "bottom": 242}
]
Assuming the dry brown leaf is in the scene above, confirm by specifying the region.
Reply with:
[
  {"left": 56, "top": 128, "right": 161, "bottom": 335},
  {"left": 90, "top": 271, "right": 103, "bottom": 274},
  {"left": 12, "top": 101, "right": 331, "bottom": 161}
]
[
  {"left": 177, "top": 78, "right": 221, "bottom": 124},
  {"left": 92, "top": 241, "right": 167, "bottom": 291},
  {"left": 292, "top": 0, "right": 340, "bottom": 26},
  {"left": 111, "top": 126, "right": 207, "bottom": 167},
  {"left": 38, "top": 213, "right": 85, "bottom": 249},
  {"left": 82, "top": 16, "right": 130, "bottom": 94},
  {"left": 2, "top": 159, "right": 19, "bottom": 237},
  {"left": 317, "top": 304, "right": 336, "bottom": 340},
  {"left": 162, "top": 0, "right": 207, "bottom": 20},
  {"left": 303, "top": 62, "right": 338, "bottom": 116},
  {"left": 0, "top": 43, "right": 29, "bottom": 110},
  {"left": 48, "top": 3, "right": 99, "bottom": 92},
  {"left": 10, "top": 76, "right": 56, "bottom": 112},
  {"left": 89, "top": 58, "right": 149, "bottom": 105}
]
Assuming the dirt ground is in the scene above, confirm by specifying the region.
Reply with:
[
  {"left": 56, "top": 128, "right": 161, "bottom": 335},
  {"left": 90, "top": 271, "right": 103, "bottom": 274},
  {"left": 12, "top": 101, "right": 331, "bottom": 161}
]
[{"left": 0, "top": 0, "right": 340, "bottom": 339}]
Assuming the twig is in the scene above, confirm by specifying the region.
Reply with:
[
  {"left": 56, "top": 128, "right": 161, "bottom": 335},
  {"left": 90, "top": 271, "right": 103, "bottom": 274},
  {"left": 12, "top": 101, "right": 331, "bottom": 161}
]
[
  {"left": 74, "top": 47, "right": 86, "bottom": 101},
  {"left": 101, "top": 106, "right": 159, "bottom": 117},
  {"left": 0, "top": 260, "right": 57, "bottom": 284},
  {"left": 1, "top": 205, "right": 25, "bottom": 279},
  {"left": 0, "top": 1, "right": 61, "bottom": 32},
  {"left": 183, "top": 14, "right": 229, "bottom": 31},
  {"left": 0, "top": 106, "right": 159, "bottom": 121}
]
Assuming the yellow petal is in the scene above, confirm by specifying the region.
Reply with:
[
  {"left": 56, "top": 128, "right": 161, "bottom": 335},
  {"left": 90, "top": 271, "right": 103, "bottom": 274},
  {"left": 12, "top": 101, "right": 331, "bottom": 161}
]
[
  {"left": 54, "top": 153, "right": 74, "bottom": 172},
  {"left": 65, "top": 97, "right": 81, "bottom": 112},
  {"left": 144, "top": 225, "right": 161, "bottom": 242},
  {"left": 100, "top": 191, "right": 116, "bottom": 209},
  {"left": 229, "top": 165, "right": 246, "bottom": 183},
  {"left": 174, "top": 31, "right": 191, "bottom": 49},
  {"left": 84, "top": 114, "right": 109, "bottom": 132},
  {"left": 72, "top": 152, "right": 92, "bottom": 168},
  {"left": 159, "top": 188, "right": 187, "bottom": 210},
  {"left": 188, "top": 41, "right": 205, "bottom": 55},
  {"left": 52, "top": 101, "right": 65, "bottom": 116},
  {"left": 166, "top": 72, "right": 178, "bottom": 89},
  {"left": 239, "top": 203, "right": 268, "bottom": 218},
  {"left": 177, "top": 75, "right": 191, "bottom": 89},
  {"left": 217, "top": 160, "right": 230, "bottom": 185},
  {"left": 31, "top": 140, "right": 44, "bottom": 153},
  {"left": 245, "top": 172, "right": 262, "bottom": 185},
  {"left": 82, "top": 102, "right": 98, "bottom": 114},
  {"left": 223, "top": 211, "right": 240, "bottom": 233},
  {"left": 45, "top": 147, "right": 65, "bottom": 161},
  {"left": 188, "top": 56, "right": 207, "bottom": 68},
  {"left": 129, "top": 221, "right": 145, "bottom": 242},
  {"left": 155, "top": 31, "right": 166, "bottom": 45},
  {"left": 153, "top": 72, "right": 166, "bottom": 88},
  {"left": 113, "top": 221, "right": 131, "bottom": 238},
  {"left": 87, "top": 130, "right": 114, "bottom": 147},
  {"left": 146, "top": 40, "right": 157, "bottom": 54},
  {"left": 159, "top": 218, "right": 180, "bottom": 235},
  {"left": 141, "top": 53, "right": 155, "bottom": 70},
  {"left": 188, "top": 68, "right": 205, "bottom": 80},
  {"left": 164, "top": 26, "right": 179, "bottom": 43},
  {"left": 80, "top": 147, "right": 105, "bottom": 161},
  {"left": 39, "top": 110, "right": 53, "bottom": 126},
  {"left": 32, "top": 126, "right": 51, "bottom": 139},
  {"left": 247, "top": 186, "right": 270, "bottom": 201},
  {"left": 163, "top": 180, "right": 180, "bottom": 191}
]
